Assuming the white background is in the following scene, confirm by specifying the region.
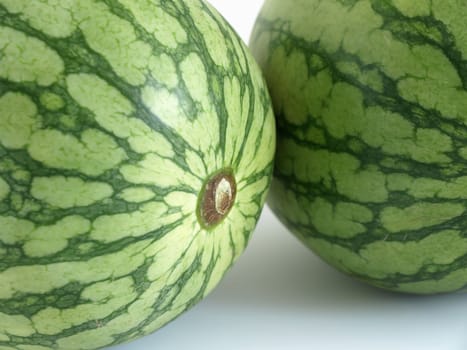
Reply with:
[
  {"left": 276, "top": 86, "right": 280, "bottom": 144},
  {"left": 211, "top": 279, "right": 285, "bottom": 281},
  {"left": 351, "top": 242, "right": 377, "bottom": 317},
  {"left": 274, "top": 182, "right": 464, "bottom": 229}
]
[{"left": 116, "top": 1, "right": 467, "bottom": 349}]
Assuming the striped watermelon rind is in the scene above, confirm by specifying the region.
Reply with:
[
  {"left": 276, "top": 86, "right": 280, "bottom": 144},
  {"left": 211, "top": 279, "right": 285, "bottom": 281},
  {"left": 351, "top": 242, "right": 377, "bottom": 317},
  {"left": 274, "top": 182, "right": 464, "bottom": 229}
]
[
  {"left": 0, "top": 0, "right": 275, "bottom": 349},
  {"left": 250, "top": 0, "right": 467, "bottom": 294}
]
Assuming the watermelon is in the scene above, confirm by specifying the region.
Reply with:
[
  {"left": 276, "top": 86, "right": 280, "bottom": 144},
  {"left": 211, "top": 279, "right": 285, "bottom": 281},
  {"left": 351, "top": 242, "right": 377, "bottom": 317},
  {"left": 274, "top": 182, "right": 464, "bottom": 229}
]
[
  {"left": 250, "top": 0, "right": 467, "bottom": 294},
  {"left": 0, "top": 0, "right": 275, "bottom": 349}
]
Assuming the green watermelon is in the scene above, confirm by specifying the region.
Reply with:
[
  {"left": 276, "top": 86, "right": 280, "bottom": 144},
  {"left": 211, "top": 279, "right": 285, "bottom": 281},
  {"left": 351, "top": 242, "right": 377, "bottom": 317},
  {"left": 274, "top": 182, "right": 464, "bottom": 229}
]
[
  {"left": 0, "top": 0, "right": 275, "bottom": 348},
  {"left": 250, "top": 0, "right": 467, "bottom": 294}
]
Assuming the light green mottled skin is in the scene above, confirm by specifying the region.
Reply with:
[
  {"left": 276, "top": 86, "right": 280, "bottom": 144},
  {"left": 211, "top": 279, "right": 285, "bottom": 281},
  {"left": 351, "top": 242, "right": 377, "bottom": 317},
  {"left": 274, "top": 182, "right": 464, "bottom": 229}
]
[
  {"left": 250, "top": 0, "right": 467, "bottom": 294},
  {"left": 0, "top": 0, "right": 275, "bottom": 349}
]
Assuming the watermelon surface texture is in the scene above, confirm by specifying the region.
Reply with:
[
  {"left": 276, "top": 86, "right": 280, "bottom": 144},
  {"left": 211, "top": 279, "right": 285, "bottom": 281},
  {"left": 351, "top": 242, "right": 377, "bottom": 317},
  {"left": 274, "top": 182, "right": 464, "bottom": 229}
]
[
  {"left": 0, "top": 0, "right": 275, "bottom": 348},
  {"left": 250, "top": 0, "right": 467, "bottom": 294}
]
